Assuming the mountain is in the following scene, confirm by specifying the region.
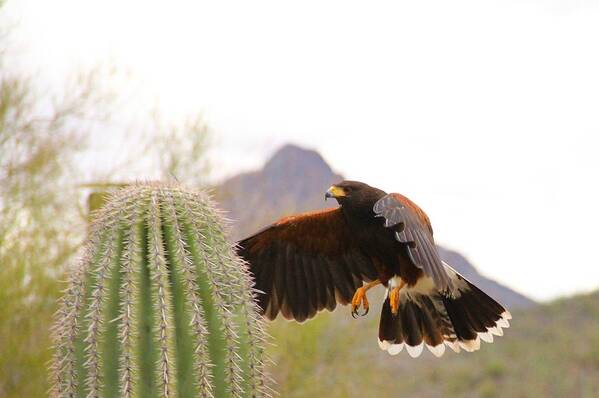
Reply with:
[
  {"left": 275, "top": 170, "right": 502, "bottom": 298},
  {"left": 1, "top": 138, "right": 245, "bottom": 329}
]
[
  {"left": 215, "top": 144, "right": 341, "bottom": 240},
  {"left": 215, "top": 143, "right": 535, "bottom": 309}
]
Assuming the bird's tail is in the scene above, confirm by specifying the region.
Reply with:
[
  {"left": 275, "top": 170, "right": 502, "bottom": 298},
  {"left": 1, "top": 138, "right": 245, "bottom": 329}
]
[{"left": 378, "top": 262, "right": 511, "bottom": 357}]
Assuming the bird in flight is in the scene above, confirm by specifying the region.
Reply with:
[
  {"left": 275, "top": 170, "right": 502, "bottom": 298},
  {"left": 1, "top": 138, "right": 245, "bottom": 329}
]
[{"left": 237, "top": 180, "right": 511, "bottom": 357}]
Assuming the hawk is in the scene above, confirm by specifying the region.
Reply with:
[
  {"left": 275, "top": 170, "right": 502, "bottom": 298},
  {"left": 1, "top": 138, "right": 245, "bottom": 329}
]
[{"left": 237, "top": 180, "right": 511, "bottom": 357}]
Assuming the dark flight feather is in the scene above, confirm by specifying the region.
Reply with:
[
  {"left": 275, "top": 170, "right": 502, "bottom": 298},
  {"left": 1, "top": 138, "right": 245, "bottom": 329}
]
[{"left": 237, "top": 208, "right": 378, "bottom": 321}]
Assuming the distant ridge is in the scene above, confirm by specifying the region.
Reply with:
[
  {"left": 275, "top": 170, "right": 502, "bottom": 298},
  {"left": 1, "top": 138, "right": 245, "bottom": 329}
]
[
  {"left": 216, "top": 143, "right": 535, "bottom": 309},
  {"left": 215, "top": 144, "right": 342, "bottom": 240}
]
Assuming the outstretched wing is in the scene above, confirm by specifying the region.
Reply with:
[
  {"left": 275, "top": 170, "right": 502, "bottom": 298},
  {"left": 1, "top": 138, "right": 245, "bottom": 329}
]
[
  {"left": 237, "top": 208, "right": 378, "bottom": 322},
  {"left": 373, "top": 193, "right": 454, "bottom": 293}
]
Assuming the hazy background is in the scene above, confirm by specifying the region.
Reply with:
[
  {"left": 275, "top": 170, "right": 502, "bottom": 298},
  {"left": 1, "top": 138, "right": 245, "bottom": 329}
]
[
  {"left": 6, "top": 0, "right": 599, "bottom": 301},
  {"left": 1, "top": 1, "right": 599, "bottom": 396}
]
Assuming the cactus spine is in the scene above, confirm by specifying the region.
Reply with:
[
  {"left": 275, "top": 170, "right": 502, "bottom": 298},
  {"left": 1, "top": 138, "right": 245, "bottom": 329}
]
[{"left": 52, "top": 183, "right": 272, "bottom": 398}]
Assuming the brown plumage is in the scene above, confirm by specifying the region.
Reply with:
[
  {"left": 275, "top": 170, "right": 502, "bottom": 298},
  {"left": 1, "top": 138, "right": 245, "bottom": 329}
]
[{"left": 237, "top": 180, "right": 511, "bottom": 357}]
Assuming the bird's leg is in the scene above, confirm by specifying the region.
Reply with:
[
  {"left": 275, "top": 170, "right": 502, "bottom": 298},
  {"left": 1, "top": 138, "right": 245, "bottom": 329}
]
[
  {"left": 389, "top": 279, "right": 406, "bottom": 316},
  {"left": 351, "top": 280, "right": 381, "bottom": 318}
]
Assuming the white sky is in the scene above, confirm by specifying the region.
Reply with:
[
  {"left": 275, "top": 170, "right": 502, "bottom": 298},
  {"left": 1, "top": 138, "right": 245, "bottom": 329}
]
[{"left": 4, "top": 0, "right": 599, "bottom": 301}]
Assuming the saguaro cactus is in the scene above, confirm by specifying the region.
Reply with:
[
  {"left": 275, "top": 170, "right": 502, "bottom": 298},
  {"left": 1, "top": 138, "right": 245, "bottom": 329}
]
[{"left": 51, "top": 183, "right": 272, "bottom": 398}]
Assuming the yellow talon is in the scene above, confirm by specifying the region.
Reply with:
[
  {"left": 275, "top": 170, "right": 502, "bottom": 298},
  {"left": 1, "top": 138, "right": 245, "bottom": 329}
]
[
  {"left": 351, "top": 287, "right": 369, "bottom": 317},
  {"left": 389, "top": 279, "right": 406, "bottom": 316},
  {"left": 351, "top": 280, "right": 381, "bottom": 318},
  {"left": 390, "top": 287, "right": 400, "bottom": 315}
]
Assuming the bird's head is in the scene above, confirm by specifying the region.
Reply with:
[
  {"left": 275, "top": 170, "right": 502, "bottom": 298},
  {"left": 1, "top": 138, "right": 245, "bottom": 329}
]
[{"left": 325, "top": 180, "right": 386, "bottom": 209}]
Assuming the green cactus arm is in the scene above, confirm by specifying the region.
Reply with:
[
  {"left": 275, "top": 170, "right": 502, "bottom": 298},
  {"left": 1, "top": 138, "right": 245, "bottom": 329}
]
[{"left": 52, "top": 183, "right": 273, "bottom": 398}]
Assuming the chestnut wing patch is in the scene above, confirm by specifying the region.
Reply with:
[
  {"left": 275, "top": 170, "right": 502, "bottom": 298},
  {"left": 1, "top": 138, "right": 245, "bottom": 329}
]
[{"left": 238, "top": 208, "right": 378, "bottom": 322}]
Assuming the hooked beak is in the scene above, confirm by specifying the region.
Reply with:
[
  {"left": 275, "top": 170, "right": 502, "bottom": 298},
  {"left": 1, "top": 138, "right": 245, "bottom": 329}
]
[{"left": 325, "top": 185, "right": 346, "bottom": 201}]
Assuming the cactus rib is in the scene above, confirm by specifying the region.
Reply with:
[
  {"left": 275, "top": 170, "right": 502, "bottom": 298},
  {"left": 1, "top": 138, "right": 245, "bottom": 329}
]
[{"left": 163, "top": 194, "right": 213, "bottom": 397}]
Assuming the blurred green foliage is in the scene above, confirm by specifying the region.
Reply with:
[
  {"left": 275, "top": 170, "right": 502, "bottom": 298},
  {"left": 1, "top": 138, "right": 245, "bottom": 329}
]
[
  {"left": 1, "top": 12, "right": 118, "bottom": 395},
  {"left": 151, "top": 113, "right": 211, "bottom": 185},
  {"left": 0, "top": 62, "right": 86, "bottom": 397}
]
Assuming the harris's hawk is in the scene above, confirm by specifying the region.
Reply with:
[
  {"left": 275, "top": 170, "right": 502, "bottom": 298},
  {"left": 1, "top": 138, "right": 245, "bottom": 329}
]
[{"left": 237, "top": 180, "right": 511, "bottom": 357}]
